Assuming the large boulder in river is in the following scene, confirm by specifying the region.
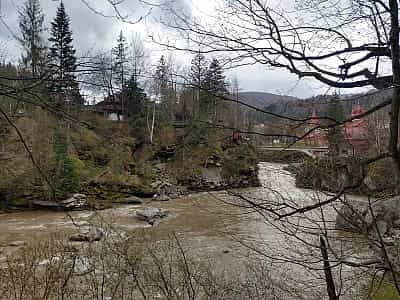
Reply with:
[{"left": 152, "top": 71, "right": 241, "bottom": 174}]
[
  {"left": 60, "top": 194, "right": 87, "bottom": 210},
  {"left": 113, "top": 196, "right": 143, "bottom": 205},
  {"left": 336, "top": 196, "right": 400, "bottom": 235},
  {"left": 33, "top": 194, "right": 87, "bottom": 211},
  {"left": 335, "top": 200, "right": 368, "bottom": 232},
  {"left": 135, "top": 207, "right": 170, "bottom": 225}
]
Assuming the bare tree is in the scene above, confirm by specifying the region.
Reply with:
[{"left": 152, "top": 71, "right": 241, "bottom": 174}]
[{"left": 155, "top": 0, "right": 400, "bottom": 185}]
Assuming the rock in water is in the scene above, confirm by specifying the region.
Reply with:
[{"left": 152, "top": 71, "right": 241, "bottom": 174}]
[
  {"left": 61, "top": 194, "right": 87, "bottom": 210},
  {"left": 69, "top": 227, "right": 104, "bottom": 242},
  {"left": 113, "top": 196, "right": 143, "bottom": 204},
  {"left": 135, "top": 207, "right": 170, "bottom": 224},
  {"left": 336, "top": 196, "right": 400, "bottom": 235},
  {"left": 335, "top": 200, "right": 368, "bottom": 232},
  {"left": 8, "top": 241, "right": 27, "bottom": 247},
  {"left": 33, "top": 194, "right": 87, "bottom": 211}
]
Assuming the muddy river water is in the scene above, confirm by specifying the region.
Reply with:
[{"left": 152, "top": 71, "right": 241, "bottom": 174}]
[{"left": 0, "top": 163, "right": 369, "bottom": 299}]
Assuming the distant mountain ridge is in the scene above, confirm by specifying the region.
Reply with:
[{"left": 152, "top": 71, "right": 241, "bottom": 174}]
[
  {"left": 238, "top": 91, "right": 299, "bottom": 109},
  {"left": 238, "top": 90, "right": 391, "bottom": 122}
]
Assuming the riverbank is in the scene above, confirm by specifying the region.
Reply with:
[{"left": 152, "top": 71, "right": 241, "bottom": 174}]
[
  {"left": 284, "top": 156, "right": 397, "bottom": 197},
  {"left": 0, "top": 112, "right": 260, "bottom": 212}
]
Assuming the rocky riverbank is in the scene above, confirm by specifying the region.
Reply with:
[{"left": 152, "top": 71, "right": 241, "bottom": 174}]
[
  {"left": 286, "top": 156, "right": 398, "bottom": 197},
  {"left": 1, "top": 141, "right": 259, "bottom": 212}
]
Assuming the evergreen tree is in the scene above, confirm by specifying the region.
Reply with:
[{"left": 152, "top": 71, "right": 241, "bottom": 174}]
[
  {"left": 155, "top": 55, "right": 169, "bottom": 95},
  {"left": 204, "top": 58, "right": 228, "bottom": 120},
  {"left": 189, "top": 53, "right": 208, "bottom": 89},
  {"left": 112, "top": 30, "right": 128, "bottom": 90},
  {"left": 206, "top": 59, "right": 227, "bottom": 96},
  {"left": 154, "top": 55, "right": 176, "bottom": 124},
  {"left": 48, "top": 2, "right": 80, "bottom": 104},
  {"left": 18, "top": 0, "right": 45, "bottom": 76},
  {"left": 125, "top": 74, "right": 147, "bottom": 130},
  {"left": 112, "top": 30, "right": 128, "bottom": 119},
  {"left": 189, "top": 53, "right": 209, "bottom": 118},
  {"left": 326, "top": 96, "right": 345, "bottom": 156},
  {"left": 52, "top": 128, "right": 79, "bottom": 199}
]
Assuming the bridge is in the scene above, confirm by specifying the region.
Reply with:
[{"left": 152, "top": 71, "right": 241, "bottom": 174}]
[{"left": 256, "top": 145, "right": 329, "bottom": 159}]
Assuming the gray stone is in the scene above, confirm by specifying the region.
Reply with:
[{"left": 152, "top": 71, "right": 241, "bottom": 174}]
[
  {"left": 394, "top": 219, "right": 400, "bottom": 228},
  {"left": 154, "top": 193, "right": 171, "bottom": 202},
  {"left": 336, "top": 196, "right": 400, "bottom": 236},
  {"left": 8, "top": 241, "right": 26, "bottom": 247},
  {"left": 154, "top": 163, "right": 167, "bottom": 171},
  {"left": 113, "top": 196, "right": 143, "bottom": 205},
  {"left": 74, "top": 256, "right": 93, "bottom": 275},
  {"left": 32, "top": 200, "right": 59, "bottom": 208},
  {"left": 363, "top": 176, "right": 377, "bottom": 192},
  {"left": 33, "top": 194, "right": 87, "bottom": 211},
  {"left": 335, "top": 200, "right": 368, "bottom": 232},
  {"left": 135, "top": 207, "right": 170, "bottom": 224},
  {"left": 375, "top": 220, "right": 388, "bottom": 236},
  {"left": 61, "top": 194, "right": 87, "bottom": 210},
  {"left": 151, "top": 180, "right": 163, "bottom": 189},
  {"left": 69, "top": 227, "right": 104, "bottom": 243}
]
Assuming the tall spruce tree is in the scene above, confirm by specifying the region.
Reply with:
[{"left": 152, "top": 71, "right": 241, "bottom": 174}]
[
  {"left": 48, "top": 2, "right": 80, "bottom": 104},
  {"left": 154, "top": 55, "right": 175, "bottom": 124},
  {"left": 112, "top": 30, "right": 128, "bottom": 119},
  {"left": 125, "top": 74, "right": 147, "bottom": 137},
  {"left": 155, "top": 55, "right": 169, "bottom": 95},
  {"left": 189, "top": 53, "right": 208, "bottom": 90},
  {"left": 189, "top": 53, "right": 209, "bottom": 118},
  {"left": 112, "top": 30, "right": 128, "bottom": 90},
  {"left": 18, "top": 0, "right": 45, "bottom": 76},
  {"left": 51, "top": 128, "right": 79, "bottom": 199},
  {"left": 204, "top": 58, "right": 227, "bottom": 120}
]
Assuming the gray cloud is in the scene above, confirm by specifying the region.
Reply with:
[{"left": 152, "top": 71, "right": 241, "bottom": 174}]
[{"left": 0, "top": 0, "right": 326, "bottom": 98}]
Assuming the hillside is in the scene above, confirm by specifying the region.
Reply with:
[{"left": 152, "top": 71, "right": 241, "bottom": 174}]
[
  {"left": 239, "top": 90, "right": 391, "bottom": 122},
  {"left": 238, "top": 91, "right": 299, "bottom": 108}
]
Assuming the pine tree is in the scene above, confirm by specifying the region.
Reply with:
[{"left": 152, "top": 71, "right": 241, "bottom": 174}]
[
  {"left": 189, "top": 53, "right": 208, "bottom": 89},
  {"left": 204, "top": 58, "right": 227, "bottom": 120},
  {"left": 112, "top": 30, "right": 128, "bottom": 118},
  {"left": 52, "top": 128, "right": 79, "bottom": 199},
  {"left": 18, "top": 0, "right": 45, "bottom": 76},
  {"left": 155, "top": 55, "right": 169, "bottom": 95},
  {"left": 112, "top": 30, "right": 128, "bottom": 90},
  {"left": 125, "top": 74, "right": 146, "bottom": 121},
  {"left": 48, "top": 2, "right": 80, "bottom": 104},
  {"left": 189, "top": 53, "right": 209, "bottom": 118},
  {"left": 206, "top": 59, "right": 227, "bottom": 96},
  {"left": 154, "top": 55, "right": 176, "bottom": 124}
]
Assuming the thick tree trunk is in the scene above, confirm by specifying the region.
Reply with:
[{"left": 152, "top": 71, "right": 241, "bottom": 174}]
[{"left": 389, "top": 0, "right": 400, "bottom": 193}]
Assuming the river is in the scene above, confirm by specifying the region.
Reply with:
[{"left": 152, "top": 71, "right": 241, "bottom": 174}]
[{"left": 0, "top": 163, "right": 370, "bottom": 299}]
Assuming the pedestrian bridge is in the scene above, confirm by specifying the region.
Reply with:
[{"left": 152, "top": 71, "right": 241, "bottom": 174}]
[{"left": 256, "top": 145, "right": 329, "bottom": 159}]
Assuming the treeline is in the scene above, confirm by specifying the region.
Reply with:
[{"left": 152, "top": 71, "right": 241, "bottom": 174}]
[{"left": 0, "top": 0, "right": 251, "bottom": 202}]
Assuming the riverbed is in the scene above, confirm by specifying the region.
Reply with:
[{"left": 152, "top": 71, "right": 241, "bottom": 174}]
[{"left": 0, "top": 163, "right": 370, "bottom": 299}]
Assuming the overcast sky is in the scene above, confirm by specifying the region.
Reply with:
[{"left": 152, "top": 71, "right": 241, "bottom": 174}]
[{"left": 0, "top": 0, "right": 363, "bottom": 98}]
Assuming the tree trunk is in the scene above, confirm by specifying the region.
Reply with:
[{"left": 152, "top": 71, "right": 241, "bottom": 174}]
[
  {"left": 150, "top": 101, "right": 156, "bottom": 144},
  {"left": 389, "top": 0, "right": 400, "bottom": 193},
  {"left": 320, "top": 236, "right": 338, "bottom": 300}
]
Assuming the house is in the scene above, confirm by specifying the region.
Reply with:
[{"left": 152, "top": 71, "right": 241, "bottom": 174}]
[
  {"left": 86, "top": 95, "right": 126, "bottom": 121},
  {"left": 303, "top": 109, "right": 328, "bottom": 147},
  {"left": 341, "top": 103, "right": 369, "bottom": 156}
]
